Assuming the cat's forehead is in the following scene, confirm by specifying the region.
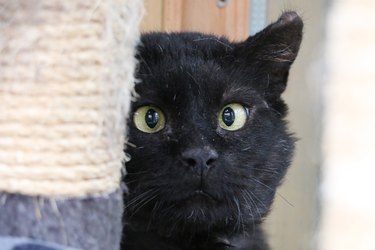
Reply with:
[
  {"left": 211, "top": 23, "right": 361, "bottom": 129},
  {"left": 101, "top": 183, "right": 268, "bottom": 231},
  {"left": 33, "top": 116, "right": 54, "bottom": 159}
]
[
  {"left": 135, "top": 32, "right": 263, "bottom": 109},
  {"left": 139, "top": 32, "right": 234, "bottom": 60},
  {"left": 135, "top": 59, "right": 225, "bottom": 108},
  {"left": 135, "top": 68, "right": 261, "bottom": 116}
]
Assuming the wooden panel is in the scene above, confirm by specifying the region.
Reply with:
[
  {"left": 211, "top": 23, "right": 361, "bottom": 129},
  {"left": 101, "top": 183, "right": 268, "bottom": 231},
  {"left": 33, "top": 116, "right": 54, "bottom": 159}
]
[
  {"left": 162, "top": 0, "right": 184, "bottom": 31},
  {"left": 140, "top": 0, "right": 163, "bottom": 32},
  {"left": 141, "top": 0, "right": 250, "bottom": 41},
  {"left": 178, "top": 0, "right": 249, "bottom": 40}
]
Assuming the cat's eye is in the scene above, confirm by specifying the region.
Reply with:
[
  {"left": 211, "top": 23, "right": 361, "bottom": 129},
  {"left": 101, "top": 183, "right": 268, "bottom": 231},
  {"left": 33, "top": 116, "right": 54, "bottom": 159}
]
[
  {"left": 133, "top": 105, "right": 165, "bottom": 133},
  {"left": 218, "top": 103, "right": 247, "bottom": 131}
]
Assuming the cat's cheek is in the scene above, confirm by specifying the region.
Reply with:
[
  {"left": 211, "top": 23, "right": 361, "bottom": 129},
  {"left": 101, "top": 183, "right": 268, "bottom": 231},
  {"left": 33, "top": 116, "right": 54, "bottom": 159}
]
[
  {"left": 214, "top": 127, "right": 252, "bottom": 148},
  {"left": 128, "top": 128, "right": 163, "bottom": 147},
  {"left": 215, "top": 126, "right": 244, "bottom": 139}
]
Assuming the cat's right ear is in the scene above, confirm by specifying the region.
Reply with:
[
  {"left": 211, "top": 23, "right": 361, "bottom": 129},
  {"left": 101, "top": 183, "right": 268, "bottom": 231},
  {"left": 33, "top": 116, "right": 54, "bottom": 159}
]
[{"left": 234, "top": 11, "right": 303, "bottom": 98}]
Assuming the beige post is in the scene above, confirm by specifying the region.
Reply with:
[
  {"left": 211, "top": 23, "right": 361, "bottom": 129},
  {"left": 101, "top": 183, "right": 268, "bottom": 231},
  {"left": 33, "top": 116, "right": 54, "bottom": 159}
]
[{"left": 0, "top": 0, "right": 143, "bottom": 197}]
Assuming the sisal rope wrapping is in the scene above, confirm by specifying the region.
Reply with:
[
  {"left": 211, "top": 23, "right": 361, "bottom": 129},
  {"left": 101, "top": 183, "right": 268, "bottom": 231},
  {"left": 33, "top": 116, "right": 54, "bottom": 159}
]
[{"left": 0, "top": 0, "right": 143, "bottom": 197}]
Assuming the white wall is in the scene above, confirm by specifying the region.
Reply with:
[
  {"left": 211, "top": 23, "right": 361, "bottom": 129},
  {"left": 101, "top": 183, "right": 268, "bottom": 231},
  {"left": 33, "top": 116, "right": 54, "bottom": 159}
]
[
  {"left": 265, "top": 1, "right": 327, "bottom": 249},
  {"left": 320, "top": 0, "right": 375, "bottom": 249}
]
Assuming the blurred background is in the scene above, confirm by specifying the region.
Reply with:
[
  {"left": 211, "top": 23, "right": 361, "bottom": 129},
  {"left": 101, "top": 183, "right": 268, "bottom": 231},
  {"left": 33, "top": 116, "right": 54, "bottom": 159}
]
[{"left": 140, "top": 0, "right": 375, "bottom": 249}]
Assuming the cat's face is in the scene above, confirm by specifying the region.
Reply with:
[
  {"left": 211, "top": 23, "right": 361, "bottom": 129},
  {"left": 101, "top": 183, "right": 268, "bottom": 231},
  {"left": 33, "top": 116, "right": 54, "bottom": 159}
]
[{"left": 125, "top": 12, "right": 303, "bottom": 235}]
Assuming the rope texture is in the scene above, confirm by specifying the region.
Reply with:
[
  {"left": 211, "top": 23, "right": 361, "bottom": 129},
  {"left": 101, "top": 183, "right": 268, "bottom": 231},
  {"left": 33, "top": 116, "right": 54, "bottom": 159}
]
[{"left": 0, "top": 0, "right": 143, "bottom": 197}]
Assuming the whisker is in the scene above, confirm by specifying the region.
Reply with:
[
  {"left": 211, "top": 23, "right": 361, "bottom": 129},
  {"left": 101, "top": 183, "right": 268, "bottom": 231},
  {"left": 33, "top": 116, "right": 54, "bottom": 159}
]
[
  {"left": 252, "top": 167, "right": 280, "bottom": 175},
  {"left": 248, "top": 190, "right": 267, "bottom": 212},
  {"left": 250, "top": 177, "right": 294, "bottom": 207},
  {"left": 147, "top": 201, "right": 161, "bottom": 230},
  {"left": 241, "top": 191, "right": 256, "bottom": 233},
  {"left": 233, "top": 197, "right": 243, "bottom": 231},
  {"left": 243, "top": 190, "right": 261, "bottom": 219},
  {"left": 125, "top": 189, "right": 155, "bottom": 208},
  {"left": 129, "top": 192, "right": 159, "bottom": 217},
  {"left": 126, "top": 170, "right": 150, "bottom": 176},
  {"left": 125, "top": 141, "right": 137, "bottom": 148},
  {"left": 127, "top": 191, "right": 158, "bottom": 212}
]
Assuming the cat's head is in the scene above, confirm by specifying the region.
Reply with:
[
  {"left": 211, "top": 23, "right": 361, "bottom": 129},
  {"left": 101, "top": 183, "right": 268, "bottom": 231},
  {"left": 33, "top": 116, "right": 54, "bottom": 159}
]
[{"left": 125, "top": 12, "right": 303, "bottom": 235}]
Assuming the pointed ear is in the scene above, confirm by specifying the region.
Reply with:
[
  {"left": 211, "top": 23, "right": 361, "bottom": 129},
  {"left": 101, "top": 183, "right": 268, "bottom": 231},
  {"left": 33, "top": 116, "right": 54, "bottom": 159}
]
[{"left": 235, "top": 11, "right": 303, "bottom": 98}]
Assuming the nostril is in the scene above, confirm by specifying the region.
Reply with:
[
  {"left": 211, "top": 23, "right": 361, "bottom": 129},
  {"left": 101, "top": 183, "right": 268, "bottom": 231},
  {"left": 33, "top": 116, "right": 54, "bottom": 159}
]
[
  {"left": 206, "top": 158, "right": 216, "bottom": 166},
  {"left": 206, "top": 150, "right": 218, "bottom": 166},
  {"left": 185, "top": 158, "right": 196, "bottom": 166}
]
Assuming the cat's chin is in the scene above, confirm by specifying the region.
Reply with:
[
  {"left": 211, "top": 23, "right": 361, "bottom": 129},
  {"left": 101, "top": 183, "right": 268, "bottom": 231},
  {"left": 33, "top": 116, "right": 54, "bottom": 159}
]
[{"left": 169, "top": 190, "right": 221, "bottom": 225}]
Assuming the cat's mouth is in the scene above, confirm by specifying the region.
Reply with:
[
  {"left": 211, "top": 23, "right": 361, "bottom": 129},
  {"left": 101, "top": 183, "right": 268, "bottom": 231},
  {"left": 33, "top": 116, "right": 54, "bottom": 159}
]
[
  {"left": 183, "top": 189, "right": 218, "bottom": 204},
  {"left": 193, "top": 189, "right": 215, "bottom": 199}
]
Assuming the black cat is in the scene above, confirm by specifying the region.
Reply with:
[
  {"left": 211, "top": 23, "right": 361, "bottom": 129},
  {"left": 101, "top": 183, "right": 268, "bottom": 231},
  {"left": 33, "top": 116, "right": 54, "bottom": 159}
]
[{"left": 122, "top": 11, "right": 303, "bottom": 250}]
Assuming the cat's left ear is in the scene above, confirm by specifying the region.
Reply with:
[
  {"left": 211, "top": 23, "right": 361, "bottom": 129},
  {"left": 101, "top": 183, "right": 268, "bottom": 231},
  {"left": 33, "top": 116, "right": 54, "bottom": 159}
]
[{"left": 234, "top": 11, "right": 303, "bottom": 98}]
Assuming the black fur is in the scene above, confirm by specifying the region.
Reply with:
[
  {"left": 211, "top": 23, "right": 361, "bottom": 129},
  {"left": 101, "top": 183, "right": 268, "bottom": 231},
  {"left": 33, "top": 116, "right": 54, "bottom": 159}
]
[{"left": 122, "top": 12, "right": 303, "bottom": 250}]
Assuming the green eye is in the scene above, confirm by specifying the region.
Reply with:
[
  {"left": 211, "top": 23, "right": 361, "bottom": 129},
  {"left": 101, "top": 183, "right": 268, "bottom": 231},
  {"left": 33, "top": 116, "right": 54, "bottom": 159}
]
[
  {"left": 134, "top": 106, "right": 165, "bottom": 133},
  {"left": 219, "top": 103, "right": 247, "bottom": 131}
]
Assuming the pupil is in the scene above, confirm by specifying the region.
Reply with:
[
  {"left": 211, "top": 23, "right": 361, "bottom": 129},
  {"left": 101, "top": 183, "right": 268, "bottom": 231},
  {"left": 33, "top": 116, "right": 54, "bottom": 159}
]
[
  {"left": 222, "top": 107, "right": 235, "bottom": 126},
  {"left": 145, "top": 109, "right": 159, "bottom": 128}
]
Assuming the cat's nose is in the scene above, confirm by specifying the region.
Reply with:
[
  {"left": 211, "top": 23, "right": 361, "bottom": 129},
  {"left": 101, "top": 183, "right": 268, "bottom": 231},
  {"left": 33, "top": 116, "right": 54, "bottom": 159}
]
[{"left": 181, "top": 147, "right": 218, "bottom": 169}]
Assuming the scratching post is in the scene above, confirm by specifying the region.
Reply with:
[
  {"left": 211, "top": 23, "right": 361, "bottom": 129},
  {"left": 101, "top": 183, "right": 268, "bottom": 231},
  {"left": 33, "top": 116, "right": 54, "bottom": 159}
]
[{"left": 0, "top": 0, "right": 143, "bottom": 249}]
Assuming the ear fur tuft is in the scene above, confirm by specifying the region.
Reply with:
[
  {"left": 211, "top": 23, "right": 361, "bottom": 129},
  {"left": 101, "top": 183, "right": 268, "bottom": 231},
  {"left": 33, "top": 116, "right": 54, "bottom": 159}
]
[
  {"left": 233, "top": 12, "right": 303, "bottom": 101},
  {"left": 253, "top": 11, "right": 303, "bottom": 64}
]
